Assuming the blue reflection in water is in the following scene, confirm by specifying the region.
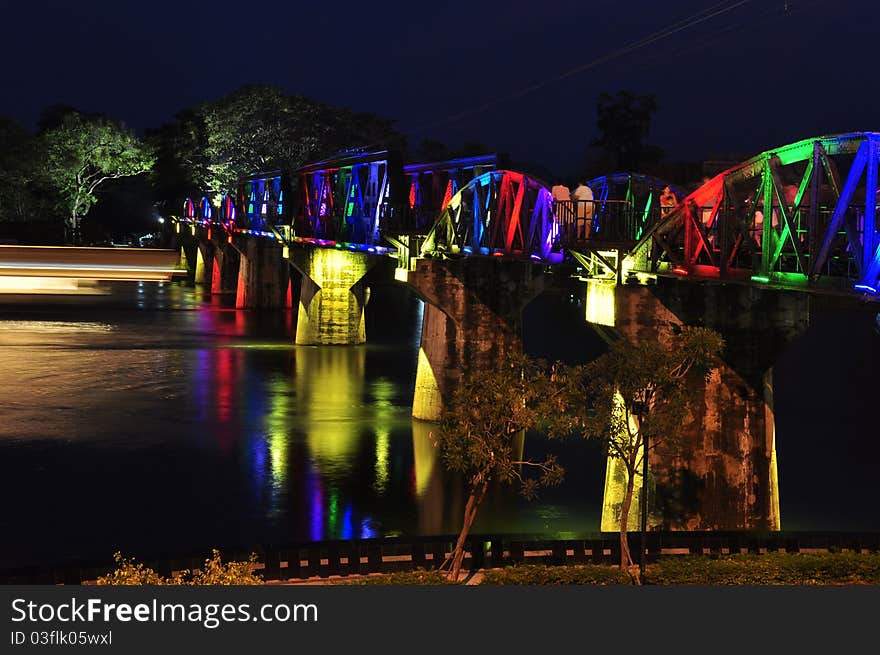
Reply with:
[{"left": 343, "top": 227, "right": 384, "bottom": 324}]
[
  {"left": 308, "top": 465, "right": 323, "bottom": 542},
  {"left": 341, "top": 505, "right": 353, "bottom": 540}
]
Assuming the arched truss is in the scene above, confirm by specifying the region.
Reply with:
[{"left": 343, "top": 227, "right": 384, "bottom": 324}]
[
  {"left": 420, "top": 170, "right": 559, "bottom": 261},
  {"left": 237, "top": 172, "right": 283, "bottom": 229},
  {"left": 403, "top": 155, "right": 497, "bottom": 231},
  {"left": 198, "top": 196, "right": 213, "bottom": 221},
  {"left": 220, "top": 194, "right": 236, "bottom": 225},
  {"left": 296, "top": 149, "right": 393, "bottom": 245},
  {"left": 632, "top": 133, "right": 880, "bottom": 294},
  {"left": 182, "top": 198, "right": 196, "bottom": 221}
]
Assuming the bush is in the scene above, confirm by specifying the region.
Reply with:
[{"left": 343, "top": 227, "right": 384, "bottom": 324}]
[
  {"left": 644, "top": 553, "right": 880, "bottom": 585},
  {"left": 482, "top": 564, "right": 632, "bottom": 585},
  {"left": 344, "top": 569, "right": 452, "bottom": 585},
  {"left": 95, "top": 553, "right": 170, "bottom": 586},
  {"left": 96, "top": 550, "right": 263, "bottom": 586}
]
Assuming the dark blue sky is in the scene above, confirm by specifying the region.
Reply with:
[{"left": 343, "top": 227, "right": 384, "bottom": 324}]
[{"left": 1, "top": 0, "right": 875, "bottom": 175}]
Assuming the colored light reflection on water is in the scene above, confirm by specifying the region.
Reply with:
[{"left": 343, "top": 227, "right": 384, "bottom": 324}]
[{"left": 0, "top": 282, "right": 610, "bottom": 568}]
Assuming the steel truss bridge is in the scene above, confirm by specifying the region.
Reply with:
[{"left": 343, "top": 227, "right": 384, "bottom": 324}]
[{"left": 178, "top": 132, "right": 880, "bottom": 300}]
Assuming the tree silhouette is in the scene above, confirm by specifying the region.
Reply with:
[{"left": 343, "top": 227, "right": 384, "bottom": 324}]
[{"left": 591, "top": 91, "right": 664, "bottom": 173}]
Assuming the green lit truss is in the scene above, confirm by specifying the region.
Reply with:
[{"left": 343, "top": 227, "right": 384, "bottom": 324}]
[{"left": 632, "top": 132, "right": 880, "bottom": 295}]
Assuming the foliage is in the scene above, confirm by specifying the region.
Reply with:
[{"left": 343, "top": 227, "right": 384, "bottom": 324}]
[
  {"left": 482, "top": 564, "right": 632, "bottom": 585},
  {"left": 149, "top": 84, "right": 403, "bottom": 208},
  {"left": 579, "top": 327, "right": 724, "bottom": 571},
  {"left": 96, "top": 550, "right": 263, "bottom": 586},
  {"left": 344, "top": 569, "right": 453, "bottom": 585},
  {"left": 590, "top": 91, "right": 664, "bottom": 173},
  {"left": 95, "top": 553, "right": 170, "bottom": 586},
  {"left": 474, "top": 554, "right": 880, "bottom": 585},
  {"left": 40, "top": 112, "right": 154, "bottom": 239},
  {"left": 0, "top": 116, "right": 51, "bottom": 223},
  {"left": 435, "top": 353, "right": 580, "bottom": 581},
  {"left": 188, "top": 550, "right": 264, "bottom": 585},
  {"left": 645, "top": 553, "right": 880, "bottom": 585}
]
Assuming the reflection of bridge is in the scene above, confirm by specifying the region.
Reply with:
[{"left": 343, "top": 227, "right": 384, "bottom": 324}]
[
  {"left": 173, "top": 132, "right": 880, "bottom": 535},
  {"left": 0, "top": 245, "right": 184, "bottom": 293}
]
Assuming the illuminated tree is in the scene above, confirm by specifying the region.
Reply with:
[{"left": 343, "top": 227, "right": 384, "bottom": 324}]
[
  {"left": 435, "top": 354, "right": 579, "bottom": 581},
  {"left": 149, "top": 84, "right": 403, "bottom": 208},
  {"left": 580, "top": 327, "right": 723, "bottom": 577},
  {"left": 41, "top": 113, "right": 154, "bottom": 243}
]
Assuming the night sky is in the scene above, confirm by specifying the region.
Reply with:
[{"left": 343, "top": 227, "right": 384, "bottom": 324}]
[{"left": 1, "top": 0, "right": 876, "bottom": 176}]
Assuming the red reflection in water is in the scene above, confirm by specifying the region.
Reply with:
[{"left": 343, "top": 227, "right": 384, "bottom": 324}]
[{"left": 215, "top": 346, "right": 236, "bottom": 452}]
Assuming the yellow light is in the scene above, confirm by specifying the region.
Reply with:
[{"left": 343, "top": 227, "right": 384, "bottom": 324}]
[
  {"left": 0, "top": 276, "right": 105, "bottom": 294},
  {"left": 298, "top": 347, "right": 366, "bottom": 473},
  {"left": 374, "top": 429, "right": 390, "bottom": 494},
  {"left": 584, "top": 279, "right": 616, "bottom": 327},
  {"left": 394, "top": 267, "right": 409, "bottom": 283},
  {"left": 600, "top": 391, "right": 647, "bottom": 532},
  {"left": 412, "top": 346, "right": 442, "bottom": 421}
]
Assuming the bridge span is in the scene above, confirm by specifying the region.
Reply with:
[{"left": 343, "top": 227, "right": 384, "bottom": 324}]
[{"left": 170, "top": 133, "right": 879, "bottom": 534}]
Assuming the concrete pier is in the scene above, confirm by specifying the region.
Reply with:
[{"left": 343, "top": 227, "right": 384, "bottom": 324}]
[
  {"left": 407, "top": 257, "right": 545, "bottom": 421},
  {"left": 234, "top": 238, "right": 290, "bottom": 309},
  {"left": 289, "top": 248, "right": 375, "bottom": 345},
  {"left": 595, "top": 280, "right": 809, "bottom": 531}
]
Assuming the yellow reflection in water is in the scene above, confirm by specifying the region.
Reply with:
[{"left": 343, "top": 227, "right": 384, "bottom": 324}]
[
  {"left": 411, "top": 419, "right": 444, "bottom": 534},
  {"left": 297, "top": 347, "right": 366, "bottom": 477},
  {"left": 265, "top": 377, "right": 289, "bottom": 489},
  {"left": 371, "top": 378, "right": 397, "bottom": 494},
  {"left": 374, "top": 429, "right": 390, "bottom": 494}
]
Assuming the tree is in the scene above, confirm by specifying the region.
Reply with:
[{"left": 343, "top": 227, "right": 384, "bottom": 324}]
[
  {"left": 0, "top": 116, "right": 46, "bottom": 223},
  {"left": 149, "top": 85, "right": 404, "bottom": 208},
  {"left": 580, "top": 327, "right": 723, "bottom": 578},
  {"left": 41, "top": 113, "right": 154, "bottom": 243},
  {"left": 590, "top": 91, "right": 664, "bottom": 173},
  {"left": 434, "top": 354, "right": 578, "bottom": 581}
]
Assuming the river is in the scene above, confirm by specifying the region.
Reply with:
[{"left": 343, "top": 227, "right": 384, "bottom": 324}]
[{"left": 0, "top": 280, "right": 877, "bottom": 569}]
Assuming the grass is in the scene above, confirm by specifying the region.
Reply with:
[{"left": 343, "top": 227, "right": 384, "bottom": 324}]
[
  {"left": 342, "top": 569, "right": 453, "bottom": 585},
  {"left": 344, "top": 553, "right": 880, "bottom": 585}
]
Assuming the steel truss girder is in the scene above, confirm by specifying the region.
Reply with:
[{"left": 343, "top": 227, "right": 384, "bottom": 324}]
[
  {"left": 421, "top": 170, "right": 557, "bottom": 260},
  {"left": 632, "top": 132, "right": 880, "bottom": 294}
]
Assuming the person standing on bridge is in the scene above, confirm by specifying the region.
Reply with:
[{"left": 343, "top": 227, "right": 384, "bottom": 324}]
[
  {"left": 660, "top": 185, "right": 678, "bottom": 217},
  {"left": 551, "top": 181, "right": 572, "bottom": 239},
  {"left": 571, "top": 181, "right": 594, "bottom": 239}
]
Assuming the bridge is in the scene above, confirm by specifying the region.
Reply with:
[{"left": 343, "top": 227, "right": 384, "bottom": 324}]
[
  {"left": 171, "top": 132, "right": 879, "bottom": 536},
  {"left": 0, "top": 245, "right": 184, "bottom": 293}
]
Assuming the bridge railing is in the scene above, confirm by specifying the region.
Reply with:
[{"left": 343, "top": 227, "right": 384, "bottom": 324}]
[
  {"left": 555, "top": 199, "right": 644, "bottom": 246},
  {"left": 2, "top": 531, "right": 877, "bottom": 584}
]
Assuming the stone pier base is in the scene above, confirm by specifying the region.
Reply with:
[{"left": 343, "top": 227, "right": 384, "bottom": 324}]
[
  {"left": 595, "top": 281, "right": 808, "bottom": 531},
  {"left": 289, "top": 248, "right": 375, "bottom": 345},
  {"left": 407, "top": 257, "right": 545, "bottom": 421}
]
